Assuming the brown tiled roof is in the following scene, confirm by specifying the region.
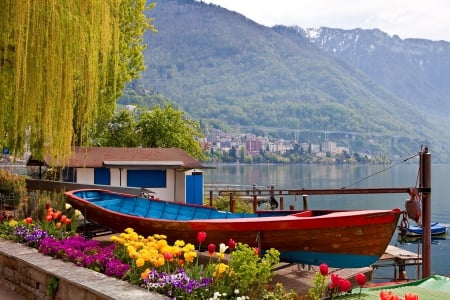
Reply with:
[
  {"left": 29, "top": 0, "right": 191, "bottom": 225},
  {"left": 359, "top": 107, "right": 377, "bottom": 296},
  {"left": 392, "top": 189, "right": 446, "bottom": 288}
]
[{"left": 45, "top": 147, "right": 205, "bottom": 169}]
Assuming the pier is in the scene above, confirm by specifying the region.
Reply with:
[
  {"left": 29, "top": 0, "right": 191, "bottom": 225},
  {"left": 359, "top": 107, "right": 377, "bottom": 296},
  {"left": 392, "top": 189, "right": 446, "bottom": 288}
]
[
  {"left": 372, "top": 245, "right": 422, "bottom": 281},
  {"left": 270, "top": 245, "right": 422, "bottom": 295}
]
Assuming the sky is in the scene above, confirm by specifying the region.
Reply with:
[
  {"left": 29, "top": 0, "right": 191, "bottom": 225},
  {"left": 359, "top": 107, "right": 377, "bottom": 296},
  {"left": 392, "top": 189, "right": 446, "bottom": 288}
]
[{"left": 201, "top": 0, "right": 450, "bottom": 42}]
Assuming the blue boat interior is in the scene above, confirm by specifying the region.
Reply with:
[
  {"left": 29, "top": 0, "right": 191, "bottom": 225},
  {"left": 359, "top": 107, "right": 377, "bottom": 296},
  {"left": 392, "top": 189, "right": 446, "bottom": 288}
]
[{"left": 74, "top": 190, "right": 260, "bottom": 220}]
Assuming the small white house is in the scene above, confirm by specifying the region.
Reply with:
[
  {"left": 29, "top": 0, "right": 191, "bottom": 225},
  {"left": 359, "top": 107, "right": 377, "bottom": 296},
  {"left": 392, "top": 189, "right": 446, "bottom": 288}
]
[{"left": 30, "top": 147, "right": 206, "bottom": 205}]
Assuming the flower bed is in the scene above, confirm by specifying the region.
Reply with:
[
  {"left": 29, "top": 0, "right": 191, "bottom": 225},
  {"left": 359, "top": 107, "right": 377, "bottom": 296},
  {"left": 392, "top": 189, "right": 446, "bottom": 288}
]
[
  {"left": 0, "top": 239, "right": 161, "bottom": 300},
  {"left": 0, "top": 202, "right": 298, "bottom": 299}
]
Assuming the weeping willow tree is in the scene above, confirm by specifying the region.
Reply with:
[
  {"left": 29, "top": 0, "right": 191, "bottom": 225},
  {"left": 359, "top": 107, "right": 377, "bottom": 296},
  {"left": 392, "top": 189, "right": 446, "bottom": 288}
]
[{"left": 0, "top": 0, "right": 155, "bottom": 164}]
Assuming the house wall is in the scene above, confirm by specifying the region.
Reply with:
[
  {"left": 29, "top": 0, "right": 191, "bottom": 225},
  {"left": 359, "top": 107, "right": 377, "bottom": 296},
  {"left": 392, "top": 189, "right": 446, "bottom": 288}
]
[
  {"left": 110, "top": 168, "right": 122, "bottom": 186},
  {"left": 175, "top": 171, "right": 186, "bottom": 203},
  {"left": 74, "top": 167, "right": 185, "bottom": 203},
  {"left": 75, "top": 168, "right": 94, "bottom": 184}
]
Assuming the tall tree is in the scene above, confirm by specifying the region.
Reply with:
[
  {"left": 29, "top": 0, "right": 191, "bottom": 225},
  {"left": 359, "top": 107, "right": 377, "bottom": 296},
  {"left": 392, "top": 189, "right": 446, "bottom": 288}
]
[
  {"left": 136, "top": 105, "right": 206, "bottom": 160},
  {"left": 0, "top": 1, "right": 155, "bottom": 164},
  {"left": 102, "top": 109, "right": 138, "bottom": 147}
]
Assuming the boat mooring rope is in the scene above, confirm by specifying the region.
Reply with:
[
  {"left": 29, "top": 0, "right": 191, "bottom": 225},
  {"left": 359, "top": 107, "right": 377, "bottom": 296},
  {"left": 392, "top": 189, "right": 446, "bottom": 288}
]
[{"left": 343, "top": 152, "right": 419, "bottom": 189}]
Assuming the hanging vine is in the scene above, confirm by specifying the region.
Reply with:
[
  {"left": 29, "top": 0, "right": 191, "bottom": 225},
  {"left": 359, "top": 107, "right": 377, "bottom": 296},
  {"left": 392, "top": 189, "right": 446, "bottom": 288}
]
[{"left": 0, "top": 0, "right": 155, "bottom": 165}]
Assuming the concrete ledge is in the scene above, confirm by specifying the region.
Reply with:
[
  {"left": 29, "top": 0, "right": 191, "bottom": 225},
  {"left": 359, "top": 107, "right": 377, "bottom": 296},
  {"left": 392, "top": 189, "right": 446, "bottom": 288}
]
[{"left": 0, "top": 239, "right": 168, "bottom": 300}]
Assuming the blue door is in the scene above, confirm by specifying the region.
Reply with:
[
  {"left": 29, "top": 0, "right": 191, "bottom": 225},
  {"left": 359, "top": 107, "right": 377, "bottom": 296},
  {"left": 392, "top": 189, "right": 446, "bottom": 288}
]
[{"left": 186, "top": 172, "right": 203, "bottom": 205}]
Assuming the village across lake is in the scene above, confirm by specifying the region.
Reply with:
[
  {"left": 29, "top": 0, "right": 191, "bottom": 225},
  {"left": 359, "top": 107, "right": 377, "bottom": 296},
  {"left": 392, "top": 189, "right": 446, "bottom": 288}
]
[{"left": 203, "top": 162, "right": 450, "bottom": 278}]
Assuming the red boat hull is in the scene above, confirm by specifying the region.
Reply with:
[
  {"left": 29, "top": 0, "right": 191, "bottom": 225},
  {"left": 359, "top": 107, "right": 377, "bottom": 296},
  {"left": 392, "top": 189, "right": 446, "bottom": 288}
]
[{"left": 65, "top": 189, "right": 401, "bottom": 268}]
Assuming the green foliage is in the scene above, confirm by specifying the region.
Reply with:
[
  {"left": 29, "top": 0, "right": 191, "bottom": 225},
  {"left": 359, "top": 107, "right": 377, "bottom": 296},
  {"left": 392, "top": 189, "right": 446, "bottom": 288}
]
[
  {"left": 263, "top": 283, "right": 299, "bottom": 300},
  {"left": 208, "top": 196, "right": 254, "bottom": 213},
  {"left": 47, "top": 276, "right": 59, "bottom": 299},
  {"left": 227, "top": 243, "right": 280, "bottom": 298},
  {"left": 136, "top": 105, "right": 205, "bottom": 160},
  {"left": 98, "top": 105, "right": 205, "bottom": 160},
  {"left": 102, "top": 110, "right": 138, "bottom": 147},
  {"left": 307, "top": 272, "right": 327, "bottom": 300},
  {"left": 0, "top": 169, "right": 26, "bottom": 208}
]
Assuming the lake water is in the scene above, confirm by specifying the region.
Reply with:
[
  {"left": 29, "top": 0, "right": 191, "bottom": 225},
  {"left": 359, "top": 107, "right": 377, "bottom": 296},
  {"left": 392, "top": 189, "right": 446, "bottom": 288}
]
[{"left": 203, "top": 161, "right": 450, "bottom": 279}]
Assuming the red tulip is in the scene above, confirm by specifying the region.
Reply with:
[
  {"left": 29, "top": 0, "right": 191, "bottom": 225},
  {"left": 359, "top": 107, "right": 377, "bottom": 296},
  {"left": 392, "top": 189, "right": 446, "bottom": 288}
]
[
  {"left": 164, "top": 252, "right": 173, "bottom": 260},
  {"left": 355, "top": 273, "right": 366, "bottom": 287},
  {"left": 64, "top": 218, "right": 71, "bottom": 225},
  {"left": 227, "top": 238, "right": 236, "bottom": 250},
  {"left": 207, "top": 243, "right": 215, "bottom": 256},
  {"left": 46, "top": 214, "right": 53, "bottom": 222},
  {"left": 331, "top": 273, "right": 342, "bottom": 286},
  {"left": 319, "top": 263, "right": 328, "bottom": 276},
  {"left": 339, "top": 278, "right": 351, "bottom": 292},
  {"left": 253, "top": 247, "right": 260, "bottom": 256},
  {"left": 380, "top": 291, "right": 401, "bottom": 300},
  {"left": 25, "top": 217, "right": 32, "bottom": 224},
  {"left": 197, "top": 231, "right": 207, "bottom": 243},
  {"left": 404, "top": 293, "right": 419, "bottom": 300}
]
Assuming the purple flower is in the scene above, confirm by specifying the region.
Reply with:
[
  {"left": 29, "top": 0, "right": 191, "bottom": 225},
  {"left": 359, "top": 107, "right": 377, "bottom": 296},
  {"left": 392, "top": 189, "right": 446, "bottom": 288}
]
[{"left": 143, "top": 268, "right": 213, "bottom": 297}]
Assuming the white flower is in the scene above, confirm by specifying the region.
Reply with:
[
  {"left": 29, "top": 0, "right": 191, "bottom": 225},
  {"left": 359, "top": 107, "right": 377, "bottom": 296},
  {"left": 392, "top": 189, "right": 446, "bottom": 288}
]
[
  {"left": 219, "top": 243, "right": 228, "bottom": 253},
  {"left": 234, "top": 289, "right": 239, "bottom": 294},
  {"left": 65, "top": 203, "right": 72, "bottom": 209}
]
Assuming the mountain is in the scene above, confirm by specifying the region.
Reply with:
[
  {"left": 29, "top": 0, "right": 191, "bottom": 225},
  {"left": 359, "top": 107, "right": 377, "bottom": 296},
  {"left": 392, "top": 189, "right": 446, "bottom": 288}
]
[
  {"left": 302, "top": 27, "right": 450, "bottom": 125},
  {"left": 120, "top": 0, "right": 450, "bottom": 160}
]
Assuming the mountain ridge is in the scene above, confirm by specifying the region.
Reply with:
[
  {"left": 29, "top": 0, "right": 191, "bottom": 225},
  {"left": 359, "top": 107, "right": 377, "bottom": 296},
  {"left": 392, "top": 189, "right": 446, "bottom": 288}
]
[{"left": 119, "top": 0, "right": 450, "bottom": 160}]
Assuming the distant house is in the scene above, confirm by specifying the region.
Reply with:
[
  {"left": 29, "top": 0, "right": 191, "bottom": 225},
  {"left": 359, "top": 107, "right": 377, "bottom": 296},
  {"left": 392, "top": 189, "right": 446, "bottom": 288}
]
[{"left": 28, "top": 147, "right": 206, "bottom": 205}]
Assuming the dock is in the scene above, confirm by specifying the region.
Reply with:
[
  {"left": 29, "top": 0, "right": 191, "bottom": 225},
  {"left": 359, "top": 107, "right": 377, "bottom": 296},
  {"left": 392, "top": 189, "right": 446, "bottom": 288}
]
[
  {"left": 269, "top": 245, "right": 422, "bottom": 295},
  {"left": 372, "top": 245, "right": 422, "bottom": 281}
]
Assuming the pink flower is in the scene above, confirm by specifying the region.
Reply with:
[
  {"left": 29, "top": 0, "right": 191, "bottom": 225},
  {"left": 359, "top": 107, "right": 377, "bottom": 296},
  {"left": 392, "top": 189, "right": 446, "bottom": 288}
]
[{"left": 319, "top": 263, "right": 328, "bottom": 276}]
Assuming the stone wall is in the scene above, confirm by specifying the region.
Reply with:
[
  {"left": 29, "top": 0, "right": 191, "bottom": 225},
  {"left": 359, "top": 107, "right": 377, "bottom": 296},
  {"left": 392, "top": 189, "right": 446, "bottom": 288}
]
[{"left": 0, "top": 239, "right": 167, "bottom": 300}]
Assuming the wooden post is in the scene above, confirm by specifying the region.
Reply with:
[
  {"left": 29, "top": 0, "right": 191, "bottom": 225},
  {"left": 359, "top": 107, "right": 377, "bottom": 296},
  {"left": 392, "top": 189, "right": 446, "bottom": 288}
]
[
  {"left": 279, "top": 196, "right": 284, "bottom": 210},
  {"left": 289, "top": 205, "right": 295, "bottom": 210},
  {"left": 253, "top": 195, "right": 258, "bottom": 212},
  {"left": 209, "top": 190, "right": 213, "bottom": 207},
  {"left": 229, "top": 193, "right": 235, "bottom": 213},
  {"left": 302, "top": 194, "right": 308, "bottom": 210},
  {"left": 420, "top": 147, "right": 431, "bottom": 278}
]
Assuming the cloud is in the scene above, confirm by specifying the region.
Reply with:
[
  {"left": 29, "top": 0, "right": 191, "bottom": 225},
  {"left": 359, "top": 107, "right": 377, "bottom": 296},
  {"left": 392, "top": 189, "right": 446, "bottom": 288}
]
[{"left": 202, "top": 0, "right": 450, "bottom": 41}]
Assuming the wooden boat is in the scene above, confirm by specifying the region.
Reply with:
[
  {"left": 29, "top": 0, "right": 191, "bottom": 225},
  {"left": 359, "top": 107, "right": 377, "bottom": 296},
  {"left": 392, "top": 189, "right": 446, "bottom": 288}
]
[
  {"left": 399, "top": 222, "right": 448, "bottom": 237},
  {"left": 64, "top": 189, "right": 402, "bottom": 268}
]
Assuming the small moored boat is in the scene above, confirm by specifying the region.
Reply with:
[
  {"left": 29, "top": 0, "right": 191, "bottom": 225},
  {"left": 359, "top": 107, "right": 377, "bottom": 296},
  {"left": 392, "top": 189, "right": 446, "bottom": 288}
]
[
  {"left": 400, "top": 222, "right": 448, "bottom": 237},
  {"left": 64, "top": 188, "right": 402, "bottom": 268}
]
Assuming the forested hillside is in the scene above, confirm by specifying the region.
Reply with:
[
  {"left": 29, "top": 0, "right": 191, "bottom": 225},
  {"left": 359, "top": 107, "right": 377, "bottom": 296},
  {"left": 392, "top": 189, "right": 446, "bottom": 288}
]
[{"left": 119, "top": 0, "right": 450, "bottom": 160}]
